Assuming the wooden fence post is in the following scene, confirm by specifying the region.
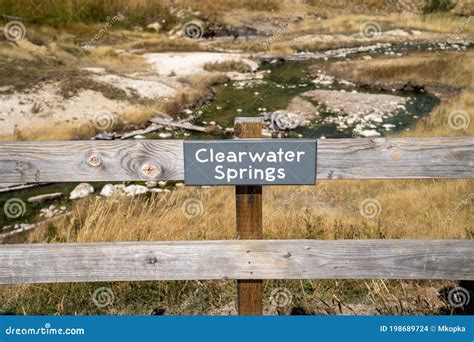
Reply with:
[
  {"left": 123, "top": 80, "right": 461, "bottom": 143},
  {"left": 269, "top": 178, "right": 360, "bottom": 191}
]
[{"left": 234, "top": 117, "right": 263, "bottom": 315}]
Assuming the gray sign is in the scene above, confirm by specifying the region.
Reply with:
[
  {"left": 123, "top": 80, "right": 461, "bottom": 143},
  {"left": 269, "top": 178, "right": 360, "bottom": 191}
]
[{"left": 184, "top": 140, "right": 316, "bottom": 185}]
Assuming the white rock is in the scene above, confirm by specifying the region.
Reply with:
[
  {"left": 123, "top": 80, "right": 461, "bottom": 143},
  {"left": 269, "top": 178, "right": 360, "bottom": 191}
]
[
  {"left": 145, "top": 181, "right": 158, "bottom": 188},
  {"left": 70, "top": 183, "right": 94, "bottom": 199},
  {"left": 158, "top": 181, "right": 167, "bottom": 187},
  {"left": 382, "top": 124, "right": 396, "bottom": 130},
  {"left": 123, "top": 185, "right": 148, "bottom": 196},
  {"left": 100, "top": 184, "right": 116, "bottom": 197},
  {"left": 358, "top": 129, "right": 381, "bottom": 137},
  {"left": 147, "top": 22, "right": 162, "bottom": 32}
]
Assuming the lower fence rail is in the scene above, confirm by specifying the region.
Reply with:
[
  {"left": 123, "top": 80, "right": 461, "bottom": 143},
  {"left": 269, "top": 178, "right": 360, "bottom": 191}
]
[{"left": 1, "top": 239, "right": 473, "bottom": 284}]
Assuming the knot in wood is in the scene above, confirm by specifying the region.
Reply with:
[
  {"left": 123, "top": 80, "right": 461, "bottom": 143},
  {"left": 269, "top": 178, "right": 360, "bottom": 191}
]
[
  {"left": 86, "top": 154, "right": 102, "bottom": 167},
  {"left": 141, "top": 163, "right": 160, "bottom": 178},
  {"left": 145, "top": 255, "right": 158, "bottom": 264}
]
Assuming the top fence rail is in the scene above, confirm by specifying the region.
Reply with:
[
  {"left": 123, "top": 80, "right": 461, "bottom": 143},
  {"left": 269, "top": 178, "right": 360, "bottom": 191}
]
[{"left": 0, "top": 137, "right": 473, "bottom": 183}]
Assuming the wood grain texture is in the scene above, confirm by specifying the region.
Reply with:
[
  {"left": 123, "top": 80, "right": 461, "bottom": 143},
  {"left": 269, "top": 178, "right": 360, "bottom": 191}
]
[
  {"left": 0, "top": 137, "right": 472, "bottom": 182},
  {"left": 235, "top": 117, "right": 263, "bottom": 315},
  {"left": 316, "top": 137, "right": 474, "bottom": 180},
  {"left": 1, "top": 240, "right": 473, "bottom": 284},
  {"left": 0, "top": 140, "right": 183, "bottom": 182}
]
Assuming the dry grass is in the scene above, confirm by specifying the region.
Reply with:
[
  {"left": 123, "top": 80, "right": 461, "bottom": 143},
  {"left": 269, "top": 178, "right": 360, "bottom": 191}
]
[
  {"left": 118, "top": 34, "right": 200, "bottom": 53},
  {"left": 158, "top": 72, "right": 228, "bottom": 117},
  {"left": 325, "top": 51, "right": 474, "bottom": 88},
  {"left": 203, "top": 60, "right": 253, "bottom": 73},
  {"left": 0, "top": 122, "right": 97, "bottom": 141},
  {"left": 403, "top": 89, "right": 474, "bottom": 137},
  {"left": 84, "top": 47, "right": 149, "bottom": 73},
  {"left": 10, "top": 177, "right": 468, "bottom": 314},
  {"left": 24, "top": 180, "right": 472, "bottom": 244}
]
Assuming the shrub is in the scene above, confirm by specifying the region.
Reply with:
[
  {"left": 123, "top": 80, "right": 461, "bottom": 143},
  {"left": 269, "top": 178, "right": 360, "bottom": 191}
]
[{"left": 421, "top": 0, "right": 456, "bottom": 14}]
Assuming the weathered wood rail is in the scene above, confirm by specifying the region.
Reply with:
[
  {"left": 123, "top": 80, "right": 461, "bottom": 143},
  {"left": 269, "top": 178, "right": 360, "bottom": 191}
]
[
  {"left": 0, "top": 134, "right": 473, "bottom": 314},
  {"left": 0, "top": 137, "right": 472, "bottom": 183},
  {"left": 1, "top": 240, "right": 474, "bottom": 285}
]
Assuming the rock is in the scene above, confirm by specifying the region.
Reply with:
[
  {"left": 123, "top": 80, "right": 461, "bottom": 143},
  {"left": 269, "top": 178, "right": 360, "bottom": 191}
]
[
  {"left": 286, "top": 96, "right": 319, "bottom": 119},
  {"left": 158, "top": 132, "right": 172, "bottom": 138},
  {"left": 357, "top": 129, "right": 381, "bottom": 137},
  {"left": 27, "top": 192, "right": 62, "bottom": 203},
  {"left": 147, "top": 22, "right": 162, "bottom": 32},
  {"left": 94, "top": 132, "right": 119, "bottom": 140},
  {"left": 262, "top": 110, "right": 305, "bottom": 130},
  {"left": 382, "top": 124, "right": 396, "bottom": 130},
  {"left": 362, "top": 55, "right": 372, "bottom": 60},
  {"left": 158, "top": 181, "right": 167, "bottom": 187},
  {"left": 123, "top": 184, "right": 148, "bottom": 196},
  {"left": 39, "top": 205, "right": 66, "bottom": 219},
  {"left": 100, "top": 184, "right": 116, "bottom": 197},
  {"left": 69, "top": 183, "right": 94, "bottom": 199},
  {"left": 145, "top": 181, "right": 158, "bottom": 188}
]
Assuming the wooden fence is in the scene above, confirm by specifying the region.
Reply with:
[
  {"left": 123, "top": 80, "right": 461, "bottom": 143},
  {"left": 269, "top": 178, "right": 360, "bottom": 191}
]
[{"left": 0, "top": 118, "right": 473, "bottom": 314}]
